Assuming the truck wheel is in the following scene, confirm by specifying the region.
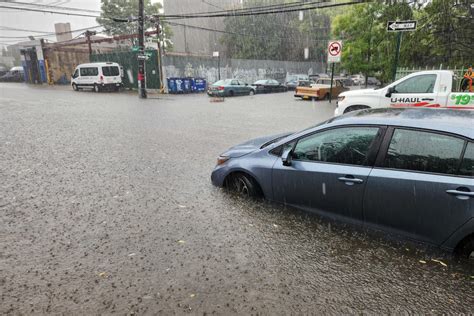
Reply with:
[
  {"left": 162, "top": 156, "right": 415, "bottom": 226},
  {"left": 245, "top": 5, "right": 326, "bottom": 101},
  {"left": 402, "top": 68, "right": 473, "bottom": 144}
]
[
  {"left": 94, "top": 84, "right": 101, "bottom": 93},
  {"left": 344, "top": 105, "right": 370, "bottom": 114},
  {"left": 72, "top": 83, "right": 78, "bottom": 91}
]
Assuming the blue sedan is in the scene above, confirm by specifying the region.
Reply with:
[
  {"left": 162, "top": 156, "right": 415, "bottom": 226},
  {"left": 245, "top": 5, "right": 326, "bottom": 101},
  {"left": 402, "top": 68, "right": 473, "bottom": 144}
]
[{"left": 211, "top": 108, "right": 474, "bottom": 258}]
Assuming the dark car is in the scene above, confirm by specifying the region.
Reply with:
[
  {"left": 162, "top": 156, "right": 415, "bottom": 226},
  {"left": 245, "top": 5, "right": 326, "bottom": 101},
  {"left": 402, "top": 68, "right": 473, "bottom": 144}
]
[
  {"left": 251, "top": 79, "right": 288, "bottom": 94},
  {"left": 211, "top": 108, "right": 474, "bottom": 258},
  {"left": 207, "top": 79, "right": 255, "bottom": 97},
  {"left": 285, "top": 74, "right": 309, "bottom": 90}
]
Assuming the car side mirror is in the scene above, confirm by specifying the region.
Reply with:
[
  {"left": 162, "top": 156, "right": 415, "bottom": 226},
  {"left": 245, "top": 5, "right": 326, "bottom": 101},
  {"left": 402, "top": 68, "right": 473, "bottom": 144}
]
[
  {"left": 385, "top": 86, "right": 395, "bottom": 97},
  {"left": 281, "top": 147, "right": 293, "bottom": 166}
]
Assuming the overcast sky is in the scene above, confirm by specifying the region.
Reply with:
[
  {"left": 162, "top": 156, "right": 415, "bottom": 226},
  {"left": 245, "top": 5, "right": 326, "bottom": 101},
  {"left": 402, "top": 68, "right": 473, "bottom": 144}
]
[{"left": 0, "top": 0, "right": 162, "bottom": 47}]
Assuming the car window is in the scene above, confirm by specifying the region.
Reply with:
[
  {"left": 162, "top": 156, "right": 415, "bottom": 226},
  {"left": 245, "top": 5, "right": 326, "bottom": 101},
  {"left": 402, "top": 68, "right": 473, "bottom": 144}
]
[
  {"left": 394, "top": 74, "right": 436, "bottom": 94},
  {"left": 72, "top": 69, "right": 79, "bottom": 78},
  {"left": 459, "top": 142, "right": 474, "bottom": 177},
  {"left": 292, "top": 127, "right": 379, "bottom": 166},
  {"left": 80, "top": 67, "right": 98, "bottom": 76},
  {"left": 270, "top": 80, "right": 278, "bottom": 85},
  {"left": 231, "top": 80, "right": 238, "bottom": 85},
  {"left": 383, "top": 129, "right": 464, "bottom": 175},
  {"left": 102, "top": 66, "right": 120, "bottom": 76}
]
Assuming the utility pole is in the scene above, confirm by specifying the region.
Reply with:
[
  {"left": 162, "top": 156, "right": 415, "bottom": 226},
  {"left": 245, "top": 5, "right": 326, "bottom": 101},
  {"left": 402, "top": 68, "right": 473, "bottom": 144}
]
[
  {"left": 138, "top": 0, "right": 147, "bottom": 99},
  {"left": 85, "top": 30, "right": 96, "bottom": 57},
  {"left": 155, "top": 16, "right": 164, "bottom": 93}
]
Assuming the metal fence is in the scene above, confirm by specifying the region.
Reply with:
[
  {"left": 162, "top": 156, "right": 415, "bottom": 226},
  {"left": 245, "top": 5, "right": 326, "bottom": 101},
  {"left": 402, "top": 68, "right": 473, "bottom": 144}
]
[{"left": 91, "top": 50, "right": 161, "bottom": 90}]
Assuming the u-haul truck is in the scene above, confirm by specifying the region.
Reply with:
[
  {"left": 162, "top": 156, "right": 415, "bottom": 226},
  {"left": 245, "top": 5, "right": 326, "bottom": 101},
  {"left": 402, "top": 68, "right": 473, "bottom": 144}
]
[{"left": 335, "top": 70, "right": 474, "bottom": 116}]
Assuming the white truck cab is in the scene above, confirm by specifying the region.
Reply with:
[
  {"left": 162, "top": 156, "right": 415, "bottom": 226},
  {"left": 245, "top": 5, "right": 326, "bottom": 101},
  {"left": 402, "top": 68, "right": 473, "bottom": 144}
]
[
  {"left": 71, "top": 62, "right": 123, "bottom": 92},
  {"left": 335, "top": 70, "right": 474, "bottom": 116}
]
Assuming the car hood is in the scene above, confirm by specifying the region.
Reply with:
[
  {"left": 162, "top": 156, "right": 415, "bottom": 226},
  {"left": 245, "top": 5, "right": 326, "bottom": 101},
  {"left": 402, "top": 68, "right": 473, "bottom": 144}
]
[{"left": 222, "top": 132, "right": 292, "bottom": 158}]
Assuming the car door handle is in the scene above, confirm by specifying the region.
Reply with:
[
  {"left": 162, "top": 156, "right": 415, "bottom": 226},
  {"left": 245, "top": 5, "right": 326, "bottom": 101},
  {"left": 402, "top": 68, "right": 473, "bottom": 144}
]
[
  {"left": 338, "top": 177, "right": 364, "bottom": 184},
  {"left": 446, "top": 189, "right": 474, "bottom": 197},
  {"left": 422, "top": 98, "right": 434, "bottom": 101}
]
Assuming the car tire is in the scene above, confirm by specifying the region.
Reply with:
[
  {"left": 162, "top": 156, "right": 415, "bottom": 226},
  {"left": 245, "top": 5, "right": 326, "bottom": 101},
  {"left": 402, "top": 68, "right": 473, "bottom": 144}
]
[
  {"left": 229, "top": 90, "right": 234, "bottom": 97},
  {"left": 455, "top": 235, "right": 474, "bottom": 260},
  {"left": 94, "top": 84, "right": 100, "bottom": 93},
  {"left": 249, "top": 90, "right": 255, "bottom": 96},
  {"left": 227, "top": 173, "right": 262, "bottom": 198},
  {"left": 72, "top": 83, "right": 78, "bottom": 91},
  {"left": 325, "top": 93, "right": 330, "bottom": 100},
  {"left": 344, "top": 105, "right": 370, "bottom": 114}
]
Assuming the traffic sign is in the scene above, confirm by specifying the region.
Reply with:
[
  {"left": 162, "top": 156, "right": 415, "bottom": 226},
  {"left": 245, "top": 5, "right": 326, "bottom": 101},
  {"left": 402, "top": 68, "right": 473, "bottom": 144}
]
[
  {"left": 387, "top": 20, "right": 417, "bottom": 32},
  {"left": 327, "top": 40, "right": 342, "bottom": 63},
  {"left": 137, "top": 54, "right": 149, "bottom": 61}
]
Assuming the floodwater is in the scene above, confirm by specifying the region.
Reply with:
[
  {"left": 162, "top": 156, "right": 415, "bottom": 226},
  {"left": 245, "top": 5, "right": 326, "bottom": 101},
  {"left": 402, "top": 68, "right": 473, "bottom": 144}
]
[{"left": 1, "top": 83, "right": 472, "bottom": 314}]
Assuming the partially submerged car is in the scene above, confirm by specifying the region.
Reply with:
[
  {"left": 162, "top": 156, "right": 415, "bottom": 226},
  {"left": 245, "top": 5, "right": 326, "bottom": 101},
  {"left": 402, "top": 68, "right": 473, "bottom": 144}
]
[
  {"left": 251, "top": 79, "right": 287, "bottom": 94},
  {"left": 211, "top": 108, "right": 474, "bottom": 258},
  {"left": 207, "top": 79, "right": 255, "bottom": 97},
  {"left": 294, "top": 78, "right": 348, "bottom": 100},
  {"left": 285, "top": 74, "right": 309, "bottom": 90}
]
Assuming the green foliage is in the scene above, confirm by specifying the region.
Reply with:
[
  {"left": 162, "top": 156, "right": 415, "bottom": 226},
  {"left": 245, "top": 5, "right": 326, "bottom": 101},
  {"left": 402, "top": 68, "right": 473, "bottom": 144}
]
[
  {"left": 97, "top": 0, "right": 173, "bottom": 49},
  {"left": 222, "top": 0, "right": 330, "bottom": 61},
  {"left": 332, "top": 1, "right": 473, "bottom": 83}
]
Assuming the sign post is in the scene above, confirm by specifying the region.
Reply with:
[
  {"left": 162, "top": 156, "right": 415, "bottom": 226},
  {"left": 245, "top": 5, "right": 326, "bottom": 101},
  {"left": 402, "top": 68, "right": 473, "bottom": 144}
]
[
  {"left": 387, "top": 20, "right": 417, "bottom": 81},
  {"left": 327, "top": 40, "right": 342, "bottom": 103},
  {"left": 213, "top": 51, "right": 220, "bottom": 80}
]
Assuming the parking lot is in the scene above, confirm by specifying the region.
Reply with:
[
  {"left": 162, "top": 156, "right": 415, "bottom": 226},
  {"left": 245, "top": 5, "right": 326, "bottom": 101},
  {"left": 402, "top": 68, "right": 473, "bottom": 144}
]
[{"left": 1, "top": 83, "right": 472, "bottom": 314}]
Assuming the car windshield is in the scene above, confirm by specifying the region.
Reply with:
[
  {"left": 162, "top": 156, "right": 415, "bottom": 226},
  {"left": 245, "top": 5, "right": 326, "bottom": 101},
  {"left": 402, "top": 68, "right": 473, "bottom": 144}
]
[{"left": 254, "top": 80, "right": 267, "bottom": 84}]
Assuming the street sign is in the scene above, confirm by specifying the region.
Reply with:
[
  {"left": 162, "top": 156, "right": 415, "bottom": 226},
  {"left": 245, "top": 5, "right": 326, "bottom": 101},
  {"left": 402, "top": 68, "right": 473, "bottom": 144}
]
[
  {"left": 212, "top": 51, "right": 219, "bottom": 57},
  {"left": 327, "top": 40, "right": 342, "bottom": 63},
  {"left": 137, "top": 54, "right": 149, "bottom": 61},
  {"left": 387, "top": 20, "right": 417, "bottom": 32},
  {"left": 132, "top": 46, "right": 139, "bottom": 52}
]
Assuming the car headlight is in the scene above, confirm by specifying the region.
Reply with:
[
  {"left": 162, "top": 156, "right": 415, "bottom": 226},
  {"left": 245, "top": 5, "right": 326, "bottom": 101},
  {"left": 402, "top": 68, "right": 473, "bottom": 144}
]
[
  {"left": 338, "top": 96, "right": 345, "bottom": 102},
  {"left": 216, "top": 155, "right": 230, "bottom": 166}
]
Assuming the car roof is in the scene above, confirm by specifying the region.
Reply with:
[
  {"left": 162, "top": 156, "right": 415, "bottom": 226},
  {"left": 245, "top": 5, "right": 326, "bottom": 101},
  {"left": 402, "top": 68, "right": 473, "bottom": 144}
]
[
  {"left": 77, "top": 62, "right": 119, "bottom": 67},
  {"left": 327, "top": 108, "right": 474, "bottom": 139}
]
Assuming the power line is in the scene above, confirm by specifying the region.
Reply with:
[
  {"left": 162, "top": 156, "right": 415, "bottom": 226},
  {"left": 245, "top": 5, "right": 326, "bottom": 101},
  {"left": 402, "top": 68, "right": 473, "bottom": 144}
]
[
  {"left": 0, "top": 25, "right": 104, "bottom": 40},
  {"left": 0, "top": 5, "right": 100, "bottom": 17},
  {"left": 160, "top": 1, "right": 365, "bottom": 20},
  {"left": 0, "top": 0, "right": 101, "bottom": 13}
]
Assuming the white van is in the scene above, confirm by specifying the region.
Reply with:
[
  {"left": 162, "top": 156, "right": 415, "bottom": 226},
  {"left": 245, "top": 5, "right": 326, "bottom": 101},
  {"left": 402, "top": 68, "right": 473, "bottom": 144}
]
[{"left": 71, "top": 62, "right": 123, "bottom": 92}]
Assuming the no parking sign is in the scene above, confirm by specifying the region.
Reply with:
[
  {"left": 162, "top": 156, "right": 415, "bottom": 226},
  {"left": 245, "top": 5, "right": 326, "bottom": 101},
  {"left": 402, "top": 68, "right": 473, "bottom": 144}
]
[{"left": 327, "top": 40, "right": 342, "bottom": 63}]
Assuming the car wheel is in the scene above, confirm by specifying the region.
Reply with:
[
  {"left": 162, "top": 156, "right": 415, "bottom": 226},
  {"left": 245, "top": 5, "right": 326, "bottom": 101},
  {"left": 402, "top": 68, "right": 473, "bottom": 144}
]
[
  {"left": 324, "top": 93, "right": 330, "bottom": 100},
  {"left": 72, "top": 83, "right": 78, "bottom": 91},
  {"left": 455, "top": 235, "right": 474, "bottom": 260},
  {"left": 229, "top": 90, "right": 234, "bottom": 97},
  {"left": 249, "top": 89, "right": 255, "bottom": 96},
  {"left": 227, "top": 173, "right": 261, "bottom": 198},
  {"left": 94, "top": 84, "right": 100, "bottom": 93},
  {"left": 344, "top": 105, "right": 370, "bottom": 114}
]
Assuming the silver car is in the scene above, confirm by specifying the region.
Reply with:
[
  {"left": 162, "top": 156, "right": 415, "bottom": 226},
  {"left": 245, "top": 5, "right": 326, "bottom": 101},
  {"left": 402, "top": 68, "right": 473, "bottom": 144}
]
[{"left": 211, "top": 108, "right": 474, "bottom": 258}]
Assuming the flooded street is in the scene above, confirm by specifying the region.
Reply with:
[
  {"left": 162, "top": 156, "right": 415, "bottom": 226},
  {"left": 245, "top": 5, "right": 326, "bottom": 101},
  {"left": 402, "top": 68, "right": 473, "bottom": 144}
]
[{"left": 1, "top": 83, "right": 472, "bottom": 314}]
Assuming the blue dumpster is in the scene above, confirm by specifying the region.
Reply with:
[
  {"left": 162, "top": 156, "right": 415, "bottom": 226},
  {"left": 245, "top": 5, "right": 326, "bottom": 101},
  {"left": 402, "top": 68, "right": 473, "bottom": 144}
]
[
  {"left": 175, "top": 78, "right": 184, "bottom": 93},
  {"left": 167, "top": 77, "right": 177, "bottom": 94},
  {"left": 194, "top": 78, "right": 206, "bottom": 92},
  {"left": 182, "top": 78, "right": 193, "bottom": 93}
]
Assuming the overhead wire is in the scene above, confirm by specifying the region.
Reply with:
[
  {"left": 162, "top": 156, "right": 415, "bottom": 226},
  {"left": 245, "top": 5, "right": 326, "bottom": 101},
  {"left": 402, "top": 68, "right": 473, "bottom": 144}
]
[{"left": 0, "top": 0, "right": 101, "bottom": 13}]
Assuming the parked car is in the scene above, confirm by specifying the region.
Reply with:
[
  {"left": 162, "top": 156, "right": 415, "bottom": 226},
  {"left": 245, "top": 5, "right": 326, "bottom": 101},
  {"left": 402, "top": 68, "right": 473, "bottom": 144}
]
[
  {"left": 294, "top": 78, "right": 348, "bottom": 100},
  {"left": 207, "top": 79, "right": 255, "bottom": 97},
  {"left": 211, "top": 108, "right": 474, "bottom": 258},
  {"left": 71, "top": 62, "right": 123, "bottom": 92},
  {"left": 350, "top": 74, "right": 365, "bottom": 85},
  {"left": 0, "top": 66, "right": 24, "bottom": 82},
  {"left": 367, "top": 77, "right": 382, "bottom": 86},
  {"left": 251, "top": 79, "right": 288, "bottom": 94},
  {"left": 336, "top": 70, "right": 474, "bottom": 115},
  {"left": 309, "top": 73, "right": 330, "bottom": 81},
  {"left": 285, "top": 74, "right": 309, "bottom": 90}
]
